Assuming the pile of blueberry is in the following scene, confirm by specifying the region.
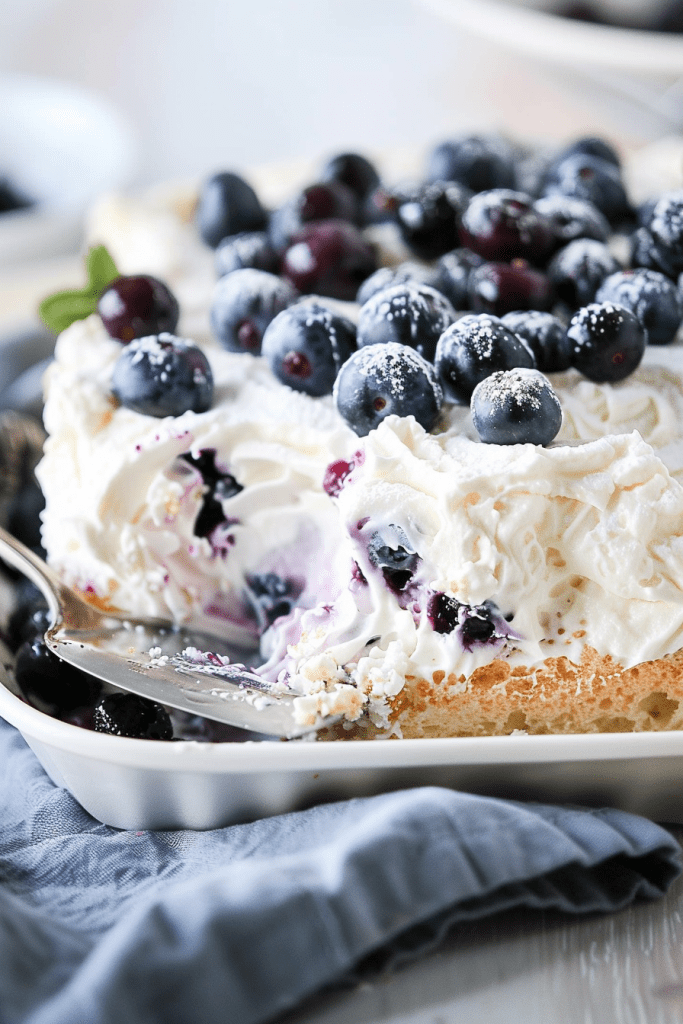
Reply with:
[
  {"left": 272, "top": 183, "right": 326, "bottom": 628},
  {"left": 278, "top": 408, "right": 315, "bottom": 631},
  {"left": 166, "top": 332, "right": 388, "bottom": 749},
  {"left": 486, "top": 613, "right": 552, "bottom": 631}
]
[
  {"left": 189, "top": 133, "right": 681, "bottom": 445},
  {"left": 86, "top": 135, "right": 683, "bottom": 445}
]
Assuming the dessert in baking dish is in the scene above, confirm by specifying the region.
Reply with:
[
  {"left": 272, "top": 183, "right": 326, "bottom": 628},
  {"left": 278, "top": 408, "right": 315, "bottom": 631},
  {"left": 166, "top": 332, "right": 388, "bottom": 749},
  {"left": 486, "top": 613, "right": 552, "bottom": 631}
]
[{"left": 30, "top": 134, "right": 683, "bottom": 739}]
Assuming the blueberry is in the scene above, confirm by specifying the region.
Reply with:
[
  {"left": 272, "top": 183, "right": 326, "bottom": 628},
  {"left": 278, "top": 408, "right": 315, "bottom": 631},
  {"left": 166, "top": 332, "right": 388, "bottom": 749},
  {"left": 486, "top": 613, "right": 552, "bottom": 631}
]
[
  {"left": 426, "top": 594, "right": 508, "bottom": 650},
  {"left": 320, "top": 152, "right": 381, "bottom": 202},
  {"left": 595, "top": 269, "right": 683, "bottom": 346},
  {"left": 281, "top": 219, "right": 376, "bottom": 301},
  {"left": 261, "top": 302, "right": 356, "bottom": 397},
  {"left": 195, "top": 171, "right": 267, "bottom": 248},
  {"left": 468, "top": 260, "right": 553, "bottom": 317},
  {"left": 356, "top": 262, "right": 441, "bottom": 307},
  {"left": 94, "top": 692, "right": 173, "bottom": 740},
  {"left": 388, "top": 180, "right": 472, "bottom": 260},
  {"left": 532, "top": 194, "right": 610, "bottom": 245},
  {"left": 367, "top": 525, "right": 418, "bottom": 594},
  {"left": 549, "top": 136, "right": 621, "bottom": 172},
  {"left": 567, "top": 302, "right": 647, "bottom": 382},
  {"left": 181, "top": 449, "right": 242, "bottom": 540},
  {"left": 98, "top": 275, "right": 180, "bottom": 343},
  {"left": 427, "top": 592, "right": 461, "bottom": 634},
  {"left": 210, "top": 268, "right": 297, "bottom": 354},
  {"left": 111, "top": 333, "right": 214, "bottom": 417},
  {"left": 645, "top": 191, "right": 683, "bottom": 276},
  {"left": 541, "top": 153, "right": 631, "bottom": 225},
  {"left": 459, "top": 189, "right": 555, "bottom": 264},
  {"left": 432, "top": 248, "right": 484, "bottom": 310},
  {"left": 269, "top": 181, "right": 361, "bottom": 251},
  {"left": 6, "top": 593, "right": 50, "bottom": 653},
  {"left": 471, "top": 368, "right": 562, "bottom": 445},
  {"left": 15, "top": 638, "right": 102, "bottom": 717},
  {"left": 357, "top": 282, "right": 456, "bottom": 361},
  {"left": 214, "top": 231, "right": 278, "bottom": 277},
  {"left": 548, "top": 238, "right": 620, "bottom": 311},
  {"left": 630, "top": 225, "right": 680, "bottom": 279},
  {"left": 434, "top": 314, "right": 536, "bottom": 405},
  {"left": 501, "top": 310, "right": 572, "bottom": 372},
  {"left": 426, "top": 135, "right": 517, "bottom": 192},
  {"left": 246, "top": 573, "right": 300, "bottom": 630},
  {"left": 334, "top": 342, "right": 443, "bottom": 436}
]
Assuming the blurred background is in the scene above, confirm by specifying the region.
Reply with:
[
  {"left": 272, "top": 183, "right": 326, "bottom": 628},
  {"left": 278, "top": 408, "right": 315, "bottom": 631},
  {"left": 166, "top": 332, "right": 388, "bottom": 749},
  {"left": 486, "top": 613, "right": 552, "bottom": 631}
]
[
  {"left": 1, "top": 0, "right": 683, "bottom": 324},
  {"left": 5, "top": 0, "right": 683, "bottom": 188}
]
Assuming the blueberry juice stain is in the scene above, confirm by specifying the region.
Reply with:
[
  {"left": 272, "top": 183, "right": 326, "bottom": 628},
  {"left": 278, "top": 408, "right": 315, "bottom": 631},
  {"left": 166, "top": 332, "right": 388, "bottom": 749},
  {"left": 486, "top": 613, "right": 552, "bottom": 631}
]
[{"left": 181, "top": 449, "right": 243, "bottom": 556}]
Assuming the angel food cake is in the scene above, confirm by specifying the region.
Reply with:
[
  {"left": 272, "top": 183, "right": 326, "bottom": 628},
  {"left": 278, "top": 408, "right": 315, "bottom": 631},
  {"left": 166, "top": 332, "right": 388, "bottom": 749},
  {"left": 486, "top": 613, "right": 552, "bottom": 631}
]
[{"left": 30, "top": 134, "right": 683, "bottom": 739}]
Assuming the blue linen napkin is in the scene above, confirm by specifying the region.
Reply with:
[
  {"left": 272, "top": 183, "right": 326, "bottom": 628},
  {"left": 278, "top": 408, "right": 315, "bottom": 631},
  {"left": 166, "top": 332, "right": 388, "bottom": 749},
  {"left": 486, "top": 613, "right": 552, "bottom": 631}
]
[{"left": 0, "top": 717, "right": 679, "bottom": 1024}]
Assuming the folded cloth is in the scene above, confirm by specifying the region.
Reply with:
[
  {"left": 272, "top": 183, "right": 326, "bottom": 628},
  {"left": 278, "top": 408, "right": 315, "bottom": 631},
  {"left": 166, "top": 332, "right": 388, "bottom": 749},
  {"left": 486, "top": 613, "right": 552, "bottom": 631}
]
[{"left": 0, "top": 718, "right": 679, "bottom": 1024}]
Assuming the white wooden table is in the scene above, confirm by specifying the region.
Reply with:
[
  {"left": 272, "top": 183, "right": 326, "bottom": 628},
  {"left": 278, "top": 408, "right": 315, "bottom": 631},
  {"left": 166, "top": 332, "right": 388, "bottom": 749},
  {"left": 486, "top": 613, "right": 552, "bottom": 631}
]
[{"left": 278, "top": 825, "right": 683, "bottom": 1024}]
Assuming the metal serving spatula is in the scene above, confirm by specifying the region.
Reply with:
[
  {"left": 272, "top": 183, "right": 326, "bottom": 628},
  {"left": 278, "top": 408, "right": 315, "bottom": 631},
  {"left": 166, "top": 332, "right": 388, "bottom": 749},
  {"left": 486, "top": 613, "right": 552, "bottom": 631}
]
[{"left": 0, "top": 526, "right": 317, "bottom": 738}]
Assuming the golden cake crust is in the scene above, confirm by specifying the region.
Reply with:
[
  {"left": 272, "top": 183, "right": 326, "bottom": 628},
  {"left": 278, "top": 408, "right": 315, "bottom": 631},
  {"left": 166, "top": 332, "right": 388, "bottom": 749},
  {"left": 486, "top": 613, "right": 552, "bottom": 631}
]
[{"left": 322, "top": 646, "right": 683, "bottom": 739}]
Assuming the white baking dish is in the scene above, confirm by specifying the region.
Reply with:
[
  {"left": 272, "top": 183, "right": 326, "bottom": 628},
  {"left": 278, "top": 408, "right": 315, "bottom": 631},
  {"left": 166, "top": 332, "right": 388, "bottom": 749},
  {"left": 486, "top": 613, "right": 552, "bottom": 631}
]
[
  {"left": 4, "top": 674, "right": 683, "bottom": 830},
  {"left": 3, "top": 338, "right": 683, "bottom": 831}
]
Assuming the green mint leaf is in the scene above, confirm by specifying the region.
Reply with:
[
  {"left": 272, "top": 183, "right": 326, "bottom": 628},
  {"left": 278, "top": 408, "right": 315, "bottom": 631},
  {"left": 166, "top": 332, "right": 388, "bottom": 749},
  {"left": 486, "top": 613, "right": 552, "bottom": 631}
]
[
  {"left": 38, "top": 244, "right": 120, "bottom": 334},
  {"left": 85, "top": 244, "right": 120, "bottom": 295},
  {"left": 39, "top": 290, "right": 101, "bottom": 335}
]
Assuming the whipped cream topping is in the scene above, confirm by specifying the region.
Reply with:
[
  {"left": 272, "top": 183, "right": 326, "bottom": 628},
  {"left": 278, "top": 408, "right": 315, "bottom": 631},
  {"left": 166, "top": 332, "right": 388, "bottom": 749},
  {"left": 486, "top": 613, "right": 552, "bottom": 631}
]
[
  {"left": 37, "top": 310, "right": 683, "bottom": 731},
  {"left": 38, "top": 315, "right": 355, "bottom": 641},
  {"left": 277, "top": 416, "right": 683, "bottom": 729}
]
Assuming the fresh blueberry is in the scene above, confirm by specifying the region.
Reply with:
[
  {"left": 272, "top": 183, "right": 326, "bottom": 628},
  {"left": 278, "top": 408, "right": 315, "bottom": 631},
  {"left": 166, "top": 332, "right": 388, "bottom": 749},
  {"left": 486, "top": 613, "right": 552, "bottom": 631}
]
[
  {"left": 94, "top": 692, "right": 174, "bottom": 740},
  {"left": 281, "top": 219, "right": 376, "bottom": 301},
  {"left": 320, "top": 152, "right": 381, "bottom": 203},
  {"left": 567, "top": 302, "right": 647, "bottom": 382},
  {"left": 533, "top": 194, "right": 610, "bottom": 245},
  {"left": 98, "top": 275, "right": 180, "bottom": 343},
  {"left": 644, "top": 191, "right": 683, "bottom": 276},
  {"left": 15, "top": 638, "right": 102, "bottom": 718},
  {"left": 541, "top": 153, "right": 631, "bottom": 225},
  {"left": 245, "top": 573, "right": 301, "bottom": 630},
  {"left": 334, "top": 342, "right": 443, "bottom": 436},
  {"left": 432, "top": 248, "right": 484, "bottom": 310},
  {"left": 459, "top": 189, "right": 555, "bottom": 264},
  {"left": 269, "top": 181, "right": 361, "bottom": 251},
  {"left": 111, "top": 333, "right": 214, "bottom": 417},
  {"left": 595, "top": 268, "right": 683, "bottom": 346},
  {"left": 367, "top": 524, "right": 419, "bottom": 594},
  {"left": 426, "top": 135, "right": 517, "bottom": 192},
  {"left": 434, "top": 314, "right": 536, "bottom": 404},
  {"left": 195, "top": 171, "right": 267, "bottom": 248},
  {"left": 548, "top": 238, "right": 620, "bottom": 311},
  {"left": 549, "top": 136, "right": 621, "bottom": 171},
  {"left": 357, "top": 282, "right": 456, "bottom": 361},
  {"left": 214, "top": 231, "right": 278, "bottom": 278},
  {"left": 6, "top": 592, "right": 50, "bottom": 653},
  {"left": 471, "top": 368, "right": 562, "bottom": 445},
  {"left": 388, "top": 180, "right": 472, "bottom": 261},
  {"left": 210, "top": 268, "right": 297, "bottom": 354},
  {"left": 630, "top": 225, "right": 681, "bottom": 279},
  {"left": 501, "top": 310, "right": 572, "bottom": 372},
  {"left": 356, "top": 262, "right": 441, "bottom": 307},
  {"left": 261, "top": 301, "right": 356, "bottom": 397},
  {"left": 468, "top": 259, "right": 553, "bottom": 316}
]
